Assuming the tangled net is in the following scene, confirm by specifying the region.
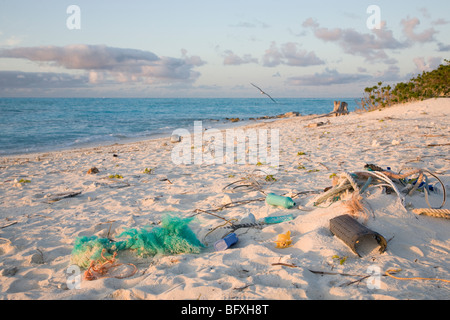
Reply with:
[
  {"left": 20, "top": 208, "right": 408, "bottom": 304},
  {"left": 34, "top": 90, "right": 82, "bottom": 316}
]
[
  {"left": 84, "top": 249, "right": 137, "bottom": 281},
  {"left": 71, "top": 214, "right": 204, "bottom": 280}
]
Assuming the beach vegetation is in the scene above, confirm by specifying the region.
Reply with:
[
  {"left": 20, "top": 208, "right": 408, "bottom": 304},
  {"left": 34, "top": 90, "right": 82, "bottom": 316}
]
[
  {"left": 332, "top": 255, "right": 348, "bottom": 265},
  {"left": 108, "top": 174, "right": 123, "bottom": 179},
  {"left": 17, "top": 179, "right": 31, "bottom": 184},
  {"left": 265, "top": 175, "right": 277, "bottom": 182},
  {"left": 356, "top": 59, "right": 449, "bottom": 111},
  {"left": 143, "top": 168, "right": 153, "bottom": 174}
]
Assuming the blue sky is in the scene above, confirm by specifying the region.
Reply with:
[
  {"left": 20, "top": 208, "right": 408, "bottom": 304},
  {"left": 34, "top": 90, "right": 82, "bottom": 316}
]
[{"left": 0, "top": 0, "right": 448, "bottom": 98}]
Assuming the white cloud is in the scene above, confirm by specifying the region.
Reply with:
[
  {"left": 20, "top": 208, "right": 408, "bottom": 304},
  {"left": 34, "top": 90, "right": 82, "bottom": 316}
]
[
  {"left": 432, "top": 18, "right": 450, "bottom": 26},
  {"left": 437, "top": 42, "right": 450, "bottom": 52},
  {"left": 262, "top": 42, "right": 284, "bottom": 67},
  {"left": 302, "top": 17, "right": 439, "bottom": 64},
  {"left": 262, "top": 42, "right": 324, "bottom": 67},
  {"left": 1, "top": 44, "right": 159, "bottom": 70},
  {"left": 0, "top": 45, "right": 206, "bottom": 84},
  {"left": 0, "top": 71, "right": 88, "bottom": 88},
  {"left": 302, "top": 19, "right": 406, "bottom": 63},
  {"left": 229, "top": 20, "right": 270, "bottom": 29},
  {"left": 401, "top": 17, "right": 437, "bottom": 43},
  {"left": 287, "top": 68, "right": 371, "bottom": 86},
  {"left": 222, "top": 50, "right": 258, "bottom": 65},
  {"left": 413, "top": 56, "right": 443, "bottom": 73},
  {"left": 0, "top": 33, "right": 24, "bottom": 47}
]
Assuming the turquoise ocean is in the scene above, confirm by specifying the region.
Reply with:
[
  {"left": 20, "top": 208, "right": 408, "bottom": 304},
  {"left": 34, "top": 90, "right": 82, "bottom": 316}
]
[{"left": 0, "top": 98, "right": 357, "bottom": 156}]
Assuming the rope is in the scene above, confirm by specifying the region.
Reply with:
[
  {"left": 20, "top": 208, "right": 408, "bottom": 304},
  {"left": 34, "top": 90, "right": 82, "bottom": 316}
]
[
  {"left": 312, "top": 170, "right": 404, "bottom": 206},
  {"left": 218, "top": 222, "right": 266, "bottom": 230},
  {"left": 385, "top": 269, "right": 450, "bottom": 284},
  {"left": 311, "top": 171, "right": 357, "bottom": 206},
  {"left": 84, "top": 249, "right": 137, "bottom": 281},
  {"left": 354, "top": 171, "right": 405, "bottom": 206},
  {"left": 358, "top": 167, "right": 446, "bottom": 210},
  {"left": 312, "top": 165, "right": 446, "bottom": 215},
  {"left": 341, "top": 172, "right": 360, "bottom": 194},
  {"left": 390, "top": 167, "right": 446, "bottom": 209},
  {"left": 412, "top": 208, "right": 450, "bottom": 219},
  {"left": 382, "top": 168, "right": 422, "bottom": 180},
  {"left": 421, "top": 169, "right": 446, "bottom": 209},
  {"left": 312, "top": 183, "right": 352, "bottom": 206}
]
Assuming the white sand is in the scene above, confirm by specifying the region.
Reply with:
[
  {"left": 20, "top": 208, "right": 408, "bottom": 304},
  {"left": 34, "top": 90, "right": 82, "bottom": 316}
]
[{"left": 0, "top": 98, "right": 449, "bottom": 300}]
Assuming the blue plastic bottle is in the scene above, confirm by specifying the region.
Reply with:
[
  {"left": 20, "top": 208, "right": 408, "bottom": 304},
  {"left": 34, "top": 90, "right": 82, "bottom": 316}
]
[
  {"left": 265, "top": 193, "right": 296, "bottom": 209},
  {"left": 214, "top": 233, "right": 238, "bottom": 251},
  {"left": 262, "top": 214, "right": 294, "bottom": 224}
]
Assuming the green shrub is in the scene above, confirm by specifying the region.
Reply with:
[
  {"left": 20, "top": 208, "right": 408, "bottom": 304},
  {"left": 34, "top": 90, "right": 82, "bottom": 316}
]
[{"left": 356, "top": 59, "right": 449, "bottom": 111}]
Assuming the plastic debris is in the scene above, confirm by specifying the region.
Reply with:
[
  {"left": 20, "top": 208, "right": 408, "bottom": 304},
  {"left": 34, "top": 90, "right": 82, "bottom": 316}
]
[
  {"left": 329, "top": 214, "right": 387, "bottom": 257},
  {"left": 214, "top": 233, "right": 238, "bottom": 251},
  {"left": 265, "top": 193, "right": 296, "bottom": 209},
  {"left": 118, "top": 215, "right": 204, "bottom": 257},
  {"left": 70, "top": 214, "right": 203, "bottom": 268},
  {"left": 171, "top": 134, "right": 181, "bottom": 143},
  {"left": 262, "top": 214, "right": 294, "bottom": 224},
  {"left": 240, "top": 213, "right": 256, "bottom": 225},
  {"left": 274, "top": 231, "right": 292, "bottom": 248}
]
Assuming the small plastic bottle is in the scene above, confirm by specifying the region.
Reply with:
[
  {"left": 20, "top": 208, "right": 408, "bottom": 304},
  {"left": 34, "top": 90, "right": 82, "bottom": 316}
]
[
  {"left": 214, "top": 233, "right": 238, "bottom": 251},
  {"left": 262, "top": 214, "right": 294, "bottom": 224},
  {"left": 265, "top": 193, "right": 296, "bottom": 209}
]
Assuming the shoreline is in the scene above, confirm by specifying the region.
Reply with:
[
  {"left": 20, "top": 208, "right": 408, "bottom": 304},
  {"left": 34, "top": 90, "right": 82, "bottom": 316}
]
[
  {"left": 0, "top": 110, "right": 313, "bottom": 161},
  {"left": 0, "top": 97, "right": 355, "bottom": 159}
]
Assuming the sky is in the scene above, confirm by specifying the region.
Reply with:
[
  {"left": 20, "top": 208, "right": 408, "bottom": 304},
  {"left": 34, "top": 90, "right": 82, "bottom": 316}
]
[{"left": 0, "top": 0, "right": 449, "bottom": 98}]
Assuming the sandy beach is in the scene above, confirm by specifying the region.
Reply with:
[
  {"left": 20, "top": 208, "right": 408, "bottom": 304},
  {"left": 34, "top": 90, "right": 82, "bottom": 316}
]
[{"left": 0, "top": 98, "right": 449, "bottom": 301}]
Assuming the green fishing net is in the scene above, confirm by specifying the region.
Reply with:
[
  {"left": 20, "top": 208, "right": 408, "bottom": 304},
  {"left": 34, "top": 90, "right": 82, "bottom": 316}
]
[
  {"left": 70, "top": 214, "right": 204, "bottom": 268},
  {"left": 70, "top": 236, "right": 127, "bottom": 269},
  {"left": 118, "top": 215, "right": 204, "bottom": 256}
]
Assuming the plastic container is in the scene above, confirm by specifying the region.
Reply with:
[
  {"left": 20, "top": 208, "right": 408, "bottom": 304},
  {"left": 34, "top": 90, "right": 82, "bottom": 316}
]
[
  {"left": 170, "top": 134, "right": 181, "bottom": 143},
  {"left": 329, "top": 214, "right": 387, "bottom": 257},
  {"left": 214, "top": 233, "right": 238, "bottom": 251},
  {"left": 262, "top": 214, "right": 294, "bottom": 224},
  {"left": 265, "top": 193, "right": 296, "bottom": 209},
  {"left": 240, "top": 213, "right": 256, "bottom": 224}
]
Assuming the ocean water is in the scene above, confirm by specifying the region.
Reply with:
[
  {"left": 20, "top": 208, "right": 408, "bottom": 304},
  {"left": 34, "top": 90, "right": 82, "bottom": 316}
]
[{"left": 0, "top": 98, "right": 357, "bottom": 156}]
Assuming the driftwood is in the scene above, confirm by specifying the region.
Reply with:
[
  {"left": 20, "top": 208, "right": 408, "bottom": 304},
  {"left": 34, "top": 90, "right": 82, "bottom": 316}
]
[
  {"left": 0, "top": 221, "right": 18, "bottom": 229},
  {"left": 45, "top": 191, "right": 82, "bottom": 203},
  {"left": 333, "top": 101, "right": 349, "bottom": 116}
]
